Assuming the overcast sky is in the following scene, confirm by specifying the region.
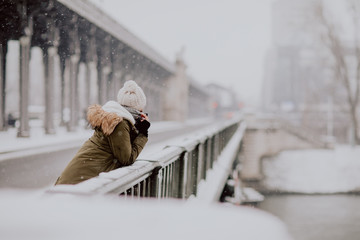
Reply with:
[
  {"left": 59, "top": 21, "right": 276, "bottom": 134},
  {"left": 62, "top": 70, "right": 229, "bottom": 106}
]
[{"left": 89, "top": 0, "right": 274, "bottom": 106}]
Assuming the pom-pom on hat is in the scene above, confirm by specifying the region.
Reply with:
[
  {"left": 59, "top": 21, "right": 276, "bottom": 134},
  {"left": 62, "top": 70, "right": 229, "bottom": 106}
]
[{"left": 117, "top": 80, "right": 146, "bottom": 111}]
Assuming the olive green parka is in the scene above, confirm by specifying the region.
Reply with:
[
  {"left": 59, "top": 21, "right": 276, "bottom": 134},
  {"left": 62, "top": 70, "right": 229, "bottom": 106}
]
[{"left": 55, "top": 101, "right": 148, "bottom": 185}]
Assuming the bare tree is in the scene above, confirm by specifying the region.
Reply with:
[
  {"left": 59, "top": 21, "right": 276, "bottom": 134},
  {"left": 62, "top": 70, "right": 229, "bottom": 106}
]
[{"left": 314, "top": 0, "right": 360, "bottom": 144}]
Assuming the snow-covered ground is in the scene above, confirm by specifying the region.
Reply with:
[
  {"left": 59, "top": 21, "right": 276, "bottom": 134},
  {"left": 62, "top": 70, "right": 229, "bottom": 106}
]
[
  {"left": 0, "top": 190, "right": 293, "bottom": 240},
  {"left": 0, "top": 118, "right": 296, "bottom": 239},
  {"left": 262, "top": 145, "right": 360, "bottom": 194}
]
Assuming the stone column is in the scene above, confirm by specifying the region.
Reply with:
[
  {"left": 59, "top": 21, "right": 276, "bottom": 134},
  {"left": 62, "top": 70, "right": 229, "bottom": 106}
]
[
  {"left": 0, "top": 40, "right": 6, "bottom": 130},
  {"left": 38, "top": 3, "right": 59, "bottom": 134},
  {"left": 16, "top": 1, "right": 33, "bottom": 137},
  {"left": 68, "top": 54, "right": 79, "bottom": 131},
  {"left": 86, "top": 61, "right": 97, "bottom": 105},
  {"left": 111, "top": 68, "right": 122, "bottom": 99},
  {"left": 58, "top": 14, "right": 80, "bottom": 131},
  {"left": 110, "top": 60, "right": 120, "bottom": 100},
  {"left": 43, "top": 46, "right": 57, "bottom": 134},
  {"left": 97, "top": 35, "right": 111, "bottom": 105},
  {"left": 85, "top": 63, "right": 91, "bottom": 107},
  {"left": 59, "top": 58, "right": 68, "bottom": 127},
  {"left": 17, "top": 34, "right": 31, "bottom": 137},
  {"left": 84, "top": 25, "right": 98, "bottom": 106},
  {"left": 99, "top": 65, "right": 110, "bottom": 104}
]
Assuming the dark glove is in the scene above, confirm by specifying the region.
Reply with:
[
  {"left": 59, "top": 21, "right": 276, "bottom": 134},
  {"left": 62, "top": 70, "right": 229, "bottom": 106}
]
[{"left": 135, "top": 120, "right": 151, "bottom": 137}]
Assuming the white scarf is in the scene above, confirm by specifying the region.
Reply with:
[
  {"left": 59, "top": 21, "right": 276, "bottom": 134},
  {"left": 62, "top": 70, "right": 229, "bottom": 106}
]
[{"left": 101, "top": 101, "right": 135, "bottom": 125}]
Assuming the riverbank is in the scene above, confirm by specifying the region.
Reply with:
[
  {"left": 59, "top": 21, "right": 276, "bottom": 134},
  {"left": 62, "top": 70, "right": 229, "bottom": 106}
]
[{"left": 260, "top": 145, "right": 360, "bottom": 194}]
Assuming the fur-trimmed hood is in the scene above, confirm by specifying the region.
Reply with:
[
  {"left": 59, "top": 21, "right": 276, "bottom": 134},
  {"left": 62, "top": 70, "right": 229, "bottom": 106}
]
[{"left": 87, "top": 101, "right": 135, "bottom": 135}]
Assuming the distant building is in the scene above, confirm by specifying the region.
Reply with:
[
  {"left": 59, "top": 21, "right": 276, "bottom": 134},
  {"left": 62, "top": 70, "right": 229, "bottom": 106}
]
[
  {"left": 263, "top": 0, "right": 324, "bottom": 112},
  {"left": 262, "top": 0, "right": 355, "bottom": 142}
]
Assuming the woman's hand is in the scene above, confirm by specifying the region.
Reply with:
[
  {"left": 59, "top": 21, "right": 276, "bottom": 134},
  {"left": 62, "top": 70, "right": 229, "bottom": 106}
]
[
  {"left": 135, "top": 116, "right": 150, "bottom": 137},
  {"left": 141, "top": 113, "right": 149, "bottom": 122}
]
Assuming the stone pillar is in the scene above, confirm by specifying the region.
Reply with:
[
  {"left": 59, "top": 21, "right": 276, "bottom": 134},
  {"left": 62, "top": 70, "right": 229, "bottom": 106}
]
[
  {"left": 60, "top": 54, "right": 80, "bottom": 132},
  {"left": 16, "top": 1, "right": 33, "bottom": 137},
  {"left": 43, "top": 46, "right": 57, "bottom": 134},
  {"left": 97, "top": 35, "right": 111, "bottom": 105},
  {"left": 0, "top": 40, "right": 6, "bottom": 130},
  {"left": 58, "top": 14, "right": 80, "bottom": 131},
  {"left": 84, "top": 25, "right": 98, "bottom": 106},
  {"left": 86, "top": 61, "right": 97, "bottom": 105},
  {"left": 110, "top": 59, "right": 121, "bottom": 100},
  {"left": 38, "top": 3, "right": 59, "bottom": 134},
  {"left": 108, "top": 39, "right": 120, "bottom": 101},
  {"left": 17, "top": 35, "right": 31, "bottom": 137},
  {"left": 60, "top": 58, "right": 70, "bottom": 127},
  {"left": 111, "top": 66, "right": 121, "bottom": 99},
  {"left": 68, "top": 54, "right": 79, "bottom": 131},
  {"left": 99, "top": 65, "right": 110, "bottom": 104}
]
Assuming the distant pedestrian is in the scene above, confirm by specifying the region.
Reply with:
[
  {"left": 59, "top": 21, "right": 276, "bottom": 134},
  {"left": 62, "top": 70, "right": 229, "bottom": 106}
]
[
  {"left": 7, "top": 113, "right": 17, "bottom": 127},
  {"left": 55, "top": 80, "right": 150, "bottom": 185}
]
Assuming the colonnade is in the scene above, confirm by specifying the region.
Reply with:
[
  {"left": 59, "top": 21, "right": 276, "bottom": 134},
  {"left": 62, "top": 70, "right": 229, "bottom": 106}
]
[{"left": 0, "top": 0, "right": 174, "bottom": 137}]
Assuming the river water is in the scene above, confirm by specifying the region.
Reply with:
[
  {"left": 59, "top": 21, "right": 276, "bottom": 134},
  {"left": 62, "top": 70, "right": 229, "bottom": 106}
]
[{"left": 257, "top": 194, "right": 360, "bottom": 240}]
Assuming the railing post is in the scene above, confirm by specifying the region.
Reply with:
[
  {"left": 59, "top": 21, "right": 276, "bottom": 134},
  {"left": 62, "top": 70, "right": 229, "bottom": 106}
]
[
  {"left": 206, "top": 138, "right": 212, "bottom": 175},
  {"left": 171, "top": 160, "right": 180, "bottom": 198},
  {"left": 202, "top": 141, "right": 208, "bottom": 180},
  {"left": 197, "top": 144, "right": 205, "bottom": 188},
  {"left": 186, "top": 152, "right": 195, "bottom": 198},
  {"left": 169, "top": 162, "right": 174, "bottom": 197},
  {"left": 160, "top": 168, "right": 165, "bottom": 198},
  {"left": 149, "top": 166, "right": 162, "bottom": 198},
  {"left": 178, "top": 152, "right": 188, "bottom": 199},
  {"left": 210, "top": 136, "right": 216, "bottom": 168},
  {"left": 166, "top": 167, "right": 170, "bottom": 197},
  {"left": 191, "top": 148, "right": 199, "bottom": 196}
]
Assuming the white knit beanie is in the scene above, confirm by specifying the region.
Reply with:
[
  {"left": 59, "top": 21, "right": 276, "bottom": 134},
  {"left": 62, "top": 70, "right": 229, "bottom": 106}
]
[{"left": 117, "top": 80, "right": 146, "bottom": 111}]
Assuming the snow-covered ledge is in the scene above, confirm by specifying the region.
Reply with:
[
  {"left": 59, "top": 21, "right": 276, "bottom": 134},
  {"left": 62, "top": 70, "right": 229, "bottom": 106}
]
[{"left": 194, "top": 122, "right": 246, "bottom": 203}]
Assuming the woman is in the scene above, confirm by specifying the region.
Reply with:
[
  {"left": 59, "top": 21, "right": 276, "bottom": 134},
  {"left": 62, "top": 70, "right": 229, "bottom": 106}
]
[{"left": 55, "top": 80, "right": 150, "bottom": 185}]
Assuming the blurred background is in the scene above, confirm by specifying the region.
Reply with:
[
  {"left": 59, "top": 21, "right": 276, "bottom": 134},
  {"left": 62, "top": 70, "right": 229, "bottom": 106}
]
[
  {"left": 91, "top": 0, "right": 360, "bottom": 145},
  {"left": 1, "top": 1, "right": 360, "bottom": 240}
]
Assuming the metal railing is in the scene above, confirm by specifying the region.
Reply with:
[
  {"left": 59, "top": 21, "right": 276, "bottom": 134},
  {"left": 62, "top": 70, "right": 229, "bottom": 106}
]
[{"left": 49, "top": 117, "right": 243, "bottom": 200}]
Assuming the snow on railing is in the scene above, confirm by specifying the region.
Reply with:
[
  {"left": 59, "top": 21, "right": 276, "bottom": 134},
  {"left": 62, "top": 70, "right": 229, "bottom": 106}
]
[{"left": 48, "top": 117, "right": 244, "bottom": 200}]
